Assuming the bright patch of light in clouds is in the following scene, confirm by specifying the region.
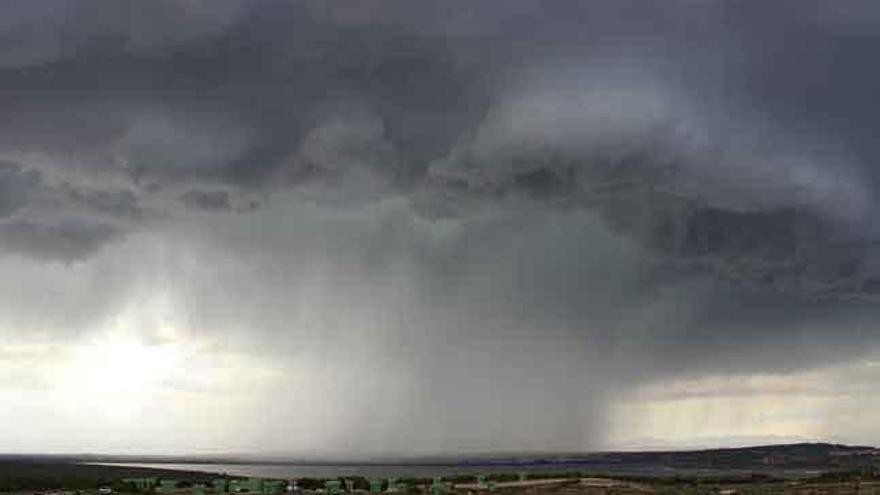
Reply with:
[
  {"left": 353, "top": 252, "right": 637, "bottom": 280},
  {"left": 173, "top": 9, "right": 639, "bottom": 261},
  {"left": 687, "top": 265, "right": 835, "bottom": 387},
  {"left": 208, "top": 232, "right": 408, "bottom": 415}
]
[{"left": 68, "top": 337, "right": 182, "bottom": 407}]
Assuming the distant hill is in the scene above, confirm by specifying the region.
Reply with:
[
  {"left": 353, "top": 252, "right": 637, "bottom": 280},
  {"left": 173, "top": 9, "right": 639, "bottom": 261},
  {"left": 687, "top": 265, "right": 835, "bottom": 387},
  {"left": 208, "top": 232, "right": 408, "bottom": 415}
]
[
  {"left": 357, "top": 443, "right": 872, "bottom": 474},
  {"left": 578, "top": 442, "right": 879, "bottom": 471}
]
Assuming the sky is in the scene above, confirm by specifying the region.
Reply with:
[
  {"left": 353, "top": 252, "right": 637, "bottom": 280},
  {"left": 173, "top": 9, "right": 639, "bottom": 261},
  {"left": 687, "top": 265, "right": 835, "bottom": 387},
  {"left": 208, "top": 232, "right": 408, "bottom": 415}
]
[{"left": 3, "top": 0, "right": 880, "bottom": 457}]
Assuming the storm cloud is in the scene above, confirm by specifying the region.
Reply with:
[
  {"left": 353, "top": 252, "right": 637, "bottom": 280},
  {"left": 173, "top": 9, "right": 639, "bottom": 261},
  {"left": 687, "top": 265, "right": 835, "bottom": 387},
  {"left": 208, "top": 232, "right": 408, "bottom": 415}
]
[{"left": 3, "top": 0, "right": 880, "bottom": 455}]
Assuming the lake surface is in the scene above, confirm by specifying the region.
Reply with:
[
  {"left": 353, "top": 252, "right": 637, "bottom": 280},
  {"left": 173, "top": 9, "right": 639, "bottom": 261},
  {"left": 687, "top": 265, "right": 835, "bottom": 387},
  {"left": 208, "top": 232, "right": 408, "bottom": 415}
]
[
  {"left": 93, "top": 462, "right": 584, "bottom": 478},
  {"left": 91, "top": 462, "right": 824, "bottom": 480}
]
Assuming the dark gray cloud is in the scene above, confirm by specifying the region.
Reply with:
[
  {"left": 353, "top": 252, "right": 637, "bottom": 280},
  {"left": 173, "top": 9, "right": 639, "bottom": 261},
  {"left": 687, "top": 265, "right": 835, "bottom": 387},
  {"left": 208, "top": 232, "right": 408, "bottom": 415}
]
[
  {"left": 0, "top": 218, "right": 119, "bottom": 262},
  {"left": 0, "top": 161, "right": 41, "bottom": 217},
  {"left": 1, "top": 0, "right": 878, "bottom": 293},
  {"left": 179, "top": 189, "right": 258, "bottom": 212},
  {"left": 0, "top": 158, "right": 149, "bottom": 260}
]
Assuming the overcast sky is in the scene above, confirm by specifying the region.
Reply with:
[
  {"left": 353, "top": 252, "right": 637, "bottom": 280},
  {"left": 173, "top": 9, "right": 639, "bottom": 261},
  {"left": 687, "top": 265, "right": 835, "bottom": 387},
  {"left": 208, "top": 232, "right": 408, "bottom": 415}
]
[{"left": 3, "top": 0, "right": 880, "bottom": 456}]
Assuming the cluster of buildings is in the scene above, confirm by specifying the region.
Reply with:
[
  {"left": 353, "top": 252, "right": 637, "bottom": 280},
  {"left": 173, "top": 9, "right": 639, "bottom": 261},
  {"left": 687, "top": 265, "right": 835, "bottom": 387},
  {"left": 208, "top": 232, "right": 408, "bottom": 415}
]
[
  {"left": 828, "top": 448, "right": 880, "bottom": 476},
  {"left": 122, "top": 478, "right": 288, "bottom": 495},
  {"left": 120, "top": 476, "right": 470, "bottom": 495}
]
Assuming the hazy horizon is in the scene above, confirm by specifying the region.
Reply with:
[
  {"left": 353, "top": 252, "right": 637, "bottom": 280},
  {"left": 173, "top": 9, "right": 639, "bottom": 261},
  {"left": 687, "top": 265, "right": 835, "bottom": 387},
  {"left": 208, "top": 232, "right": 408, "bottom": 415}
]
[{"left": 4, "top": 436, "right": 846, "bottom": 459}]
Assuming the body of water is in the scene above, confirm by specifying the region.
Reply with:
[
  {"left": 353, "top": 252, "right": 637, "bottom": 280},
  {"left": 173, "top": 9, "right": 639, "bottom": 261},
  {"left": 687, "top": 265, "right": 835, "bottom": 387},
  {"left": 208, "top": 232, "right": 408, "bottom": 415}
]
[
  {"left": 91, "top": 462, "right": 824, "bottom": 480},
  {"left": 93, "top": 462, "right": 580, "bottom": 479}
]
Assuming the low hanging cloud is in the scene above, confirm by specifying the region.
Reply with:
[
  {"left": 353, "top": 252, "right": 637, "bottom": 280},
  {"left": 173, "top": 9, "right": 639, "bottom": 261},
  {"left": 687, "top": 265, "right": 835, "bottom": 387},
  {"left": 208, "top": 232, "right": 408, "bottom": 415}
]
[
  {"left": 422, "top": 67, "right": 877, "bottom": 297},
  {"left": 1, "top": 0, "right": 877, "bottom": 299},
  {"left": 0, "top": 160, "right": 143, "bottom": 261},
  {"left": 276, "top": 108, "right": 402, "bottom": 205},
  {"left": 0, "top": 218, "right": 120, "bottom": 262}
]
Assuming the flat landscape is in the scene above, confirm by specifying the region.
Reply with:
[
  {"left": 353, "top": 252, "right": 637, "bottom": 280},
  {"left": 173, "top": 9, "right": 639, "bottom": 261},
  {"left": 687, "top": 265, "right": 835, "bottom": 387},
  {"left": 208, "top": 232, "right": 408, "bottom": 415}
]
[{"left": 2, "top": 444, "right": 880, "bottom": 494}]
